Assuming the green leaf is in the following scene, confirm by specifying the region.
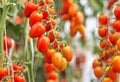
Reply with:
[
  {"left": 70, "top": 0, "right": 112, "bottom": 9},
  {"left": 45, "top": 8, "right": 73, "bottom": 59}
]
[
  {"left": 6, "top": 20, "right": 23, "bottom": 43},
  {"left": 88, "top": 0, "right": 104, "bottom": 15}
]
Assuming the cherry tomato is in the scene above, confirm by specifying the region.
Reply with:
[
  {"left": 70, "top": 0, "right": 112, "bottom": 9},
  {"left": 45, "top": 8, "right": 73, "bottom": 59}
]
[
  {"left": 44, "top": 49, "right": 56, "bottom": 63},
  {"left": 37, "top": 36, "right": 50, "bottom": 53},
  {"left": 112, "top": 20, "right": 120, "bottom": 32},
  {"left": 47, "top": 71, "right": 58, "bottom": 81},
  {"left": 98, "top": 26, "right": 108, "bottom": 37},
  {"left": 29, "top": 11, "right": 43, "bottom": 27},
  {"left": 58, "top": 57, "right": 67, "bottom": 71},
  {"left": 68, "top": 3, "right": 78, "bottom": 16},
  {"left": 44, "top": 63, "right": 56, "bottom": 73},
  {"left": 62, "top": 46, "right": 73, "bottom": 62},
  {"left": 14, "top": 73, "right": 26, "bottom": 82},
  {"left": 98, "top": 13, "right": 108, "bottom": 25},
  {"left": 29, "top": 22, "right": 46, "bottom": 38},
  {"left": 114, "top": 5, "right": 120, "bottom": 19},
  {"left": 52, "top": 52, "right": 63, "bottom": 68},
  {"left": 24, "top": 2, "right": 38, "bottom": 18},
  {"left": 94, "top": 66, "right": 104, "bottom": 78}
]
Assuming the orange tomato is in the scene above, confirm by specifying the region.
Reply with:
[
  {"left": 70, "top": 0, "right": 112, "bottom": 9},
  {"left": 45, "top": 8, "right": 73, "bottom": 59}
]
[
  {"left": 58, "top": 57, "right": 67, "bottom": 71},
  {"left": 52, "top": 52, "right": 63, "bottom": 68},
  {"left": 62, "top": 46, "right": 73, "bottom": 62},
  {"left": 94, "top": 66, "right": 104, "bottom": 78}
]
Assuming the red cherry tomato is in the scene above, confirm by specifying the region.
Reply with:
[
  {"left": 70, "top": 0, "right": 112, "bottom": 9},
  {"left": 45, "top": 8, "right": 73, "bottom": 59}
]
[
  {"left": 37, "top": 36, "right": 50, "bottom": 53},
  {"left": 14, "top": 73, "right": 26, "bottom": 82},
  {"left": 29, "top": 22, "right": 46, "bottom": 38},
  {"left": 24, "top": 2, "right": 38, "bottom": 18},
  {"left": 29, "top": 11, "right": 43, "bottom": 27}
]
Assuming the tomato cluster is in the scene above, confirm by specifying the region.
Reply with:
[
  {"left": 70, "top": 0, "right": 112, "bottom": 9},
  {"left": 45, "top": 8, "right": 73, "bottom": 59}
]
[
  {"left": 24, "top": 0, "right": 73, "bottom": 82},
  {"left": 60, "top": 0, "right": 85, "bottom": 38},
  {"left": 92, "top": 4, "right": 120, "bottom": 82},
  {"left": 0, "top": 62, "right": 25, "bottom": 82}
]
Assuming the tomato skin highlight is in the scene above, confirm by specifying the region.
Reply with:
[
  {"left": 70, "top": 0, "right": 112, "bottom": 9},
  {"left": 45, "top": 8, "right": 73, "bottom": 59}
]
[
  {"left": 29, "top": 22, "right": 46, "bottom": 38},
  {"left": 29, "top": 11, "right": 43, "bottom": 27},
  {"left": 37, "top": 36, "right": 50, "bottom": 53},
  {"left": 24, "top": 2, "right": 38, "bottom": 18}
]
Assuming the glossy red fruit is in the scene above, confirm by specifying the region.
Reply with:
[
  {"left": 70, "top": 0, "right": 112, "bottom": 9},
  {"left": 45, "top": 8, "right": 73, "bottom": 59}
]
[
  {"left": 13, "top": 63, "right": 23, "bottom": 71},
  {"left": 47, "top": 71, "right": 58, "bottom": 81},
  {"left": 29, "top": 11, "right": 43, "bottom": 27},
  {"left": 44, "top": 63, "right": 56, "bottom": 73},
  {"left": 37, "top": 36, "right": 50, "bottom": 53},
  {"left": 0, "top": 67, "right": 8, "bottom": 79},
  {"left": 24, "top": 2, "right": 38, "bottom": 18},
  {"left": 108, "top": 32, "right": 119, "bottom": 45},
  {"left": 29, "top": 22, "right": 46, "bottom": 38},
  {"left": 112, "top": 20, "right": 120, "bottom": 32},
  {"left": 44, "top": 49, "right": 56, "bottom": 63},
  {"left": 98, "top": 13, "right": 108, "bottom": 25},
  {"left": 14, "top": 73, "right": 26, "bottom": 82},
  {"left": 98, "top": 26, "right": 108, "bottom": 37},
  {"left": 114, "top": 5, "right": 120, "bottom": 19},
  {"left": 3, "top": 36, "right": 12, "bottom": 50}
]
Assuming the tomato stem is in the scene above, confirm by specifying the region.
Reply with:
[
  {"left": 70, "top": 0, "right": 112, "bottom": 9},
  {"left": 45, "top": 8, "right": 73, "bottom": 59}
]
[{"left": 0, "top": 3, "right": 10, "bottom": 64}]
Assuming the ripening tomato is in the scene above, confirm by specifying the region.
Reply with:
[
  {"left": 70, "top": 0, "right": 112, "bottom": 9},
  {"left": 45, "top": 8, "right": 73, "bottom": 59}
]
[
  {"left": 62, "top": 0, "right": 73, "bottom": 13},
  {"left": 62, "top": 46, "right": 73, "bottom": 62},
  {"left": 98, "top": 13, "right": 108, "bottom": 25},
  {"left": 70, "top": 21, "right": 78, "bottom": 37},
  {"left": 24, "top": 2, "right": 38, "bottom": 18},
  {"left": 92, "top": 59, "right": 102, "bottom": 69},
  {"left": 98, "top": 26, "right": 108, "bottom": 37},
  {"left": 75, "top": 12, "right": 84, "bottom": 24},
  {"left": 47, "top": 71, "right": 58, "bottom": 81},
  {"left": 42, "top": 11, "right": 49, "bottom": 20},
  {"left": 44, "top": 63, "right": 56, "bottom": 73},
  {"left": 100, "top": 39, "right": 107, "bottom": 48},
  {"left": 114, "top": 5, "right": 120, "bottom": 19},
  {"left": 112, "top": 20, "right": 120, "bottom": 32},
  {"left": 68, "top": 3, "right": 78, "bottom": 16},
  {"left": 112, "top": 56, "right": 120, "bottom": 72},
  {"left": 58, "top": 57, "right": 67, "bottom": 71},
  {"left": 14, "top": 73, "right": 26, "bottom": 82},
  {"left": 98, "top": 51, "right": 105, "bottom": 60},
  {"left": 44, "top": 49, "right": 56, "bottom": 63},
  {"left": 108, "top": 32, "right": 119, "bottom": 45},
  {"left": 0, "top": 67, "right": 8, "bottom": 79},
  {"left": 77, "top": 24, "right": 85, "bottom": 38},
  {"left": 3, "top": 36, "right": 12, "bottom": 50},
  {"left": 108, "top": 67, "right": 118, "bottom": 80},
  {"left": 106, "top": 58, "right": 112, "bottom": 65},
  {"left": 117, "top": 39, "right": 120, "bottom": 51},
  {"left": 94, "top": 66, "right": 104, "bottom": 78},
  {"left": 48, "top": 7, "right": 55, "bottom": 14},
  {"left": 29, "top": 22, "right": 46, "bottom": 38},
  {"left": 52, "top": 52, "right": 63, "bottom": 68},
  {"left": 102, "top": 77, "right": 112, "bottom": 82},
  {"left": 29, "top": 11, "right": 43, "bottom": 27},
  {"left": 37, "top": 36, "right": 50, "bottom": 53},
  {"left": 108, "top": 46, "right": 116, "bottom": 55}
]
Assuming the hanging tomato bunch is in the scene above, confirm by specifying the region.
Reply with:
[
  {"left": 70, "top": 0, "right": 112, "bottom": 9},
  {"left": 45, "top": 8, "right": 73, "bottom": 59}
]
[
  {"left": 92, "top": 4, "right": 120, "bottom": 82},
  {"left": 60, "top": 0, "right": 85, "bottom": 38},
  {"left": 24, "top": 0, "right": 73, "bottom": 82}
]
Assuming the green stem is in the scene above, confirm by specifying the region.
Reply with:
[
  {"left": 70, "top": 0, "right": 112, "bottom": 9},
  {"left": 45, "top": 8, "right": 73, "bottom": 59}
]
[
  {"left": 27, "top": 62, "right": 34, "bottom": 82},
  {"left": 0, "top": 3, "right": 10, "bottom": 63}
]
